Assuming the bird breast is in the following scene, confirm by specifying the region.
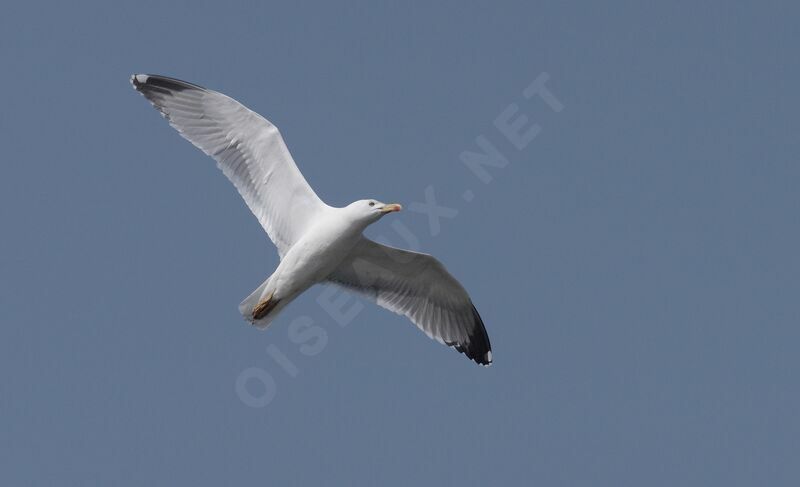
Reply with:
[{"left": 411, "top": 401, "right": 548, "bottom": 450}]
[{"left": 270, "top": 212, "right": 363, "bottom": 296}]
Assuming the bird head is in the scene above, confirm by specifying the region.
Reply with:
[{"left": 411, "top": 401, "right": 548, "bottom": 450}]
[{"left": 346, "top": 199, "right": 402, "bottom": 224}]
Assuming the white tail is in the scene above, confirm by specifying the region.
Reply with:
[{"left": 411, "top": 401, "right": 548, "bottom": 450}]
[{"left": 239, "top": 276, "right": 275, "bottom": 329}]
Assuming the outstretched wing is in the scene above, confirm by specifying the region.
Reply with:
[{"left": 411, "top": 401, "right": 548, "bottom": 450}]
[
  {"left": 327, "top": 237, "right": 492, "bottom": 366},
  {"left": 131, "top": 74, "right": 326, "bottom": 257}
]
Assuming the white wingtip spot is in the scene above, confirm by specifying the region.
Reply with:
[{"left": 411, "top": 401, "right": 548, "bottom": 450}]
[{"left": 134, "top": 74, "right": 149, "bottom": 84}]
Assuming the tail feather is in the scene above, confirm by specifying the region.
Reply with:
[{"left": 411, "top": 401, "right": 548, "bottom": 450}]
[
  {"left": 239, "top": 275, "right": 294, "bottom": 329},
  {"left": 239, "top": 277, "right": 274, "bottom": 329}
]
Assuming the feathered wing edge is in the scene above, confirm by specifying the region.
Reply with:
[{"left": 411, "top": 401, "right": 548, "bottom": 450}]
[{"left": 328, "top": 238, "right": 492, "bottom": 366}]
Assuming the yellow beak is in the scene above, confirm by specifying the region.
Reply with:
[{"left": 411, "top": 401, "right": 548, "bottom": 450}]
[{"left": 379, "top": 203, "right": 403, "bottom": 214}]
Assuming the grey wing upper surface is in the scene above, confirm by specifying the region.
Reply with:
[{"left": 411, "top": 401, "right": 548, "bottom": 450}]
[
  {"left": 131, "top": 74, "right": 326, "bottom": 258},
  {"left": 328, "top": 237, "right": 492, "bottom": 365}
]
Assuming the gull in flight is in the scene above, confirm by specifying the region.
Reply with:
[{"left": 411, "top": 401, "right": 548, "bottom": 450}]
[{"left": 131, "top": 74, "right": 492, "bottom": 366}]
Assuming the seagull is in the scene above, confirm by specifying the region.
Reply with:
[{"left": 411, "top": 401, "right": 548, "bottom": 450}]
[{"left": 131, "top": 74, "right": 492, "bottom": 366}]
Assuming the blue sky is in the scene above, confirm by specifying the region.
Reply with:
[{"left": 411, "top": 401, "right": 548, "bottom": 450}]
[{"left": 1, "top": 1, "right": 799, "bottom": 485}]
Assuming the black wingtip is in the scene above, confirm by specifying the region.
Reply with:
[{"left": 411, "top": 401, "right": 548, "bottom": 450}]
[
  {"left": 130, "top": 74, "right": 207, "bottom": 93},
  {"left": 456, "top": 304, "right": 493, "bottom": 366}
]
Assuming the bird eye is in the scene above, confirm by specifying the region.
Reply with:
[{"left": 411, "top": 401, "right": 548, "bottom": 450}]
[{"left": 368, "top": 201, "right": 375, "bottom": 207}]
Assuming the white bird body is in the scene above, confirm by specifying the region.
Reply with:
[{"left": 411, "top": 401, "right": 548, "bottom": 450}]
[
  {"left": 132, "top": 74, "right": 493, "bottom": 366},
  {"left": 244, "top": 206, "right": 366, "bottom": 326}
]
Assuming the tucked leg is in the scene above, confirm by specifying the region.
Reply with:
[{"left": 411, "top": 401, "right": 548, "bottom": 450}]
[{"left": 252, "top": 291, "right": 280, "bottom": 320}]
